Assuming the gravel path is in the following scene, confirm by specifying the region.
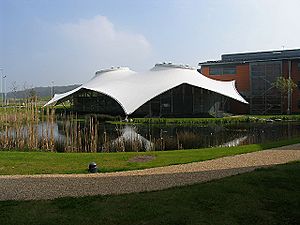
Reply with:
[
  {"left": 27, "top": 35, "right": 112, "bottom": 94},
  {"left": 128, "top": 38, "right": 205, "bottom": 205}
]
[{"left": 1, "top": 145, "right": 300, "bottom": 201}]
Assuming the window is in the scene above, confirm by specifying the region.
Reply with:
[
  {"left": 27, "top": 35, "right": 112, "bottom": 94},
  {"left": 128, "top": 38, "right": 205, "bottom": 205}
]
[
  {"left": 223, "top": 66, "right": 236, "bottom": 74},
  {"left": 209, "top": 65, "right": 236, "bottom": 75},
  {"left": 209, "top": 67, "right": 222, "bottom": 75}
]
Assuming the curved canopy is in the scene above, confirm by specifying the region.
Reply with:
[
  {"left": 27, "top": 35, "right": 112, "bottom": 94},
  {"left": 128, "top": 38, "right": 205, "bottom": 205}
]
[{"left": 45, "top": 64, "right": 248, "bottom": 115}]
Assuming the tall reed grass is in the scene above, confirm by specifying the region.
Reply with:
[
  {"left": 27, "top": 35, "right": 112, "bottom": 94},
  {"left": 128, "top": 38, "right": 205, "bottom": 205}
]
[
  {"left": 0, "top": 98, "right": 56, "bottom": 151},
  {"left": 59, "top": 113, "right": 98, "bottom": 152},
  {"left": 0, "top": 102, "right": 148, "bottom": 152},
  {"left": 0, "top": 101, "right": 249, "bottom": 152}
]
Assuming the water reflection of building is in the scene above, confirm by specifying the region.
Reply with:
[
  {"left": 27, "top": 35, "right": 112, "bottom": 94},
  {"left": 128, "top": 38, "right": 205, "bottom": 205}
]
[
  {"left": 112, "top": 126, "right": 153, "bottom": 151},
  {"left": 45, "top": 63, "right": 247, "bottom": 117},
  {"left": 199, "top": 49, "right": 300, "bottom": 115},
  {"left": 220, "top": 136, "right": 248, "bottom": 147}
]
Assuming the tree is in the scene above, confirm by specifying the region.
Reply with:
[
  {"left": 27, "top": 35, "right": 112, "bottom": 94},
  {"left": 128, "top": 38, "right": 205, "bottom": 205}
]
[
  {"left": 273, "top": 76, "right": 297, "bottom": 94},
  {"left": 29, "top": 88, "right": 37, "bottom": 102},
  {"left": 273, "top": 76, "right": 297, "bottom": 114},
  {"left": 10, "top": 81, "right": 18, "bottom": 105}
]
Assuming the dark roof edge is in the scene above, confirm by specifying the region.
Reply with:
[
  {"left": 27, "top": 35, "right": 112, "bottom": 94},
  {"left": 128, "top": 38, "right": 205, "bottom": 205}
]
[
  {"left": 222, "top": 48, "right": 300, "bottom": 57},
  {"left": 199, "top": 57, "right": 300, "bottom": 66}
]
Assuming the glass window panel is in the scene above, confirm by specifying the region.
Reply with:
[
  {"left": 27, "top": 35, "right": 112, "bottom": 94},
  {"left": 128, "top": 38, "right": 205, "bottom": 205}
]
[
  {"left": 223, "top": 66, "right": 236, "bottom": 74},
  {"left": 209, "top": 65, "right": 236, "bottom": 75},
  {"left": 209, "top": 67, "right": 222, "bottom": 75}
]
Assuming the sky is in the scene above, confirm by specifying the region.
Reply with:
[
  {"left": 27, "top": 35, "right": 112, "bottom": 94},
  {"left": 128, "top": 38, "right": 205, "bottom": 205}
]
[{"left": 1, "top": 0, "right": 300, "bottom": 89}]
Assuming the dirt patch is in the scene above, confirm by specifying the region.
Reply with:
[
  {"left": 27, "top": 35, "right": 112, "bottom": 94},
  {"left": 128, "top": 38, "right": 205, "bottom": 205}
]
[{"left": 128, "top": 155, "right": 156, "bottom": 163}]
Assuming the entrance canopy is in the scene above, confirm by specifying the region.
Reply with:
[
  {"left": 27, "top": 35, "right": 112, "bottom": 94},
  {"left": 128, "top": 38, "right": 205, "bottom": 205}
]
[{"left": 45, "top": 63, "right": 248, "bottom": 115}]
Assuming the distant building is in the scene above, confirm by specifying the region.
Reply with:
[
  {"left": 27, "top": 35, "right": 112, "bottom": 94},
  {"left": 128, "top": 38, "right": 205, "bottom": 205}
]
[
  {"left": 45, "top": 63, "right": 247, "bottom": 117},
  {"left": 199, "top": 49, "right": 300, "bottom": 114}
]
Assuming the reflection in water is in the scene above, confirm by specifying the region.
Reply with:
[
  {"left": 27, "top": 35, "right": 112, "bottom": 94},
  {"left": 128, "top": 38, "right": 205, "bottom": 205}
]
[
  {"left": 2, "top": 122, "right": 64, "bottom": 141},
  {"left": 57, "top": 121, "right": 300, "bottom": 151},
  {"left": 220, "top": 136, "right": 248, "bottom": 147},
  {"left": 2, "top": 118, "right": 300, "bottom": 152},
  {"left": 103, "top": 122, "right": 300, "bottom": 151},
  {"left": 112, "top": 126, "right": 153, "bottom": 151},
  {"left": 37, "top": 122, "right": 65, "bottom": 140}
]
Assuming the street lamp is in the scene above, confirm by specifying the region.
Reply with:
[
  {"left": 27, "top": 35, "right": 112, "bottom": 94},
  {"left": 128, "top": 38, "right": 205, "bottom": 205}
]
[
  {"left": 0, "top": 68, "right": 2, "bottom": 106},
  {"left": 3, "top": 75, "right": 6, "bottom": 106},
  {"left": 51, "top": 81, "right": 54, "bottom": 97},
  {"left": 0, "top": 68, "right": 5, "bottom": 106}
]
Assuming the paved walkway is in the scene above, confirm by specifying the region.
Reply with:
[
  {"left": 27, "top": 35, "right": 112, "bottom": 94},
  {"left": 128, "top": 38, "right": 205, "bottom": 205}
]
[{"left": 1, "top": 144, "right": 300, "bottom": 201}]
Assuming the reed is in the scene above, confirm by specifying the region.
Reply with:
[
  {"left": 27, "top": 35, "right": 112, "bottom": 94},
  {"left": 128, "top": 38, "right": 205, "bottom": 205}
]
[
  {"left": 0, "top": 97, "right": 56, "bottom": 151},
  {"left": 1, "top": 101, "right": 229, "bottom": 153},
  {"left": 59, "top": 113, "right": 99, "bottom": 153},
  {"left": 0, "top": 101, "right": 153, "bottom": 152}
]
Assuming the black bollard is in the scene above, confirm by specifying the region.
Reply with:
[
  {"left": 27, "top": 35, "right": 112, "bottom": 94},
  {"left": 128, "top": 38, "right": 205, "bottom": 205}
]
[{"left": 88, "top": 162, "right": 98, "bottom": 173}]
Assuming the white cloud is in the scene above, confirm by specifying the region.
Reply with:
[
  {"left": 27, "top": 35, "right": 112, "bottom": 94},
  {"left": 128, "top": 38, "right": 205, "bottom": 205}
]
[
  {"left": 55, "top": 15, "right": 152, "bottom": 80},
  {"left": 4, "top": 15, "right": 153, "bottom": 87}
]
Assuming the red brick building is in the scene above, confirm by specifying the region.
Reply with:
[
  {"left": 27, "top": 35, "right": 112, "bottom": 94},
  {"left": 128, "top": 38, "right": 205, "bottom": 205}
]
[{"left": 199, "top": 49, "right": 300, "bottom": 114}]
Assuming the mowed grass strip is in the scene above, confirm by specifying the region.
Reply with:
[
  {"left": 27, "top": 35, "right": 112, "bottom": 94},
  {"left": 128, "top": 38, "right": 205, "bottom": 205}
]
[
  {"left": 1, "top": 162, "right": 300, "bottom": 225},
  {"left": 0, "top": 138, "right": 299, "bottom": 175},
  {"left": 110, "top": 114, "right": 300, "bottom": 125}
]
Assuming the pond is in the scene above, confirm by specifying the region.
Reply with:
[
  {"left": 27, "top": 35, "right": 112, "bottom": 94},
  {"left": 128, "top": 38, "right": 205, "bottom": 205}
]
[
  {"left": 53, "top": 120, "right": 300, "bottom": 152},
  {"left": 1, "top": 112, "right": 300, "bottom": 152}
]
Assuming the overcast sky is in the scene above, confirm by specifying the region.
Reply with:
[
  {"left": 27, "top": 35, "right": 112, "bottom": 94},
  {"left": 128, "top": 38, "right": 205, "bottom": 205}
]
[{"left": 1, "top": 0, "right": 300, "bottom": 89}]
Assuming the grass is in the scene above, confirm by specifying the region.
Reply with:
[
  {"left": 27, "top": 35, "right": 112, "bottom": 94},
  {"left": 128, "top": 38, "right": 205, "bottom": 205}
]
[
  {"left": 1, "top": 162, "right": 299, "bottom": 225},
  {"left": 110, "top": 114, "right": 300, "bottom": 125},
  {"left": 0, "top": 137, "right": 299, "bottom": 175}
]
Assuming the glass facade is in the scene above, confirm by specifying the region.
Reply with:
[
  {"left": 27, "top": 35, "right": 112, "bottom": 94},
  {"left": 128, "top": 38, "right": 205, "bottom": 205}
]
[
  {"left": 250, "top": 61, "right": 282, "bottom": 114},
  {"left": 209, "top": 65, "right": 236, "bottom": 75},
  {"left": 72, "top": 89, "right": 124, "bottom": 115},
  {"left": 133, "top": 84, "right": 227, "bottom": 117},
  {"left": 71, "top": 85, "right": 229, "bottom": 117}
]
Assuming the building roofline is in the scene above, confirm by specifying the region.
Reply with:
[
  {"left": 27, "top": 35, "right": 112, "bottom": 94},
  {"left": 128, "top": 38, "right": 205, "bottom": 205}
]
[
  {"left": 199, "top": 57, "right": 300, "bottom": 66},
  {"left": 222, "top": 48, "right": 300, "bottom": 58},
  {"left": 199, "top": 48, "right": 300, "bottom": 66}
]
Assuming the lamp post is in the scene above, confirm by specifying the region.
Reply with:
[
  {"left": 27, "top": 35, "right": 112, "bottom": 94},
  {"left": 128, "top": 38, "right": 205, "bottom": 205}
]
[
  {"left": 51, "top": 81, "right": 54, "bottom": 97},
  {"left": 3, "top": 75, "right": 6, "bottom": 106},
  {"left": 0, "top": 68, "right": 2, "bottom": 106},
  {"left": 0, "top": 69, "right": 5, "bottom": 106}
]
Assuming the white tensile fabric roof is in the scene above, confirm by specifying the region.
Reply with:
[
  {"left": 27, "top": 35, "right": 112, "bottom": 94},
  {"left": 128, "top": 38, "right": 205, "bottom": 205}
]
[{"left": 45, "top": 64, "right": 248, "bottom": 115}]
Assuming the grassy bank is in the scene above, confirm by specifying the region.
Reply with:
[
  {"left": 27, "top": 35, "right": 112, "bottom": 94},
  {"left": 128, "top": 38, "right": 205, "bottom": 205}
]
[
  {"left": 1, "top": 162, "right": 299, "bottom": 225},
  {"left": 110, "top": 114, "right": 300, "bottom": 125},
  {"left": 0, "top": 138, "right": 299, "bottom": 175}
]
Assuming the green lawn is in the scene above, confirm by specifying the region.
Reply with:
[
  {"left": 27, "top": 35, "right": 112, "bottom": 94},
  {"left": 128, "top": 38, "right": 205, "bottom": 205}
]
[
  {"left": 1, "top": 162, "right": 299, "bottom": 225},
  {"left": 110, "top": 114, "right": 300, "bottom": 125},
  {"left": 0, "top": 138, "right": 299, "bottom": 175}
]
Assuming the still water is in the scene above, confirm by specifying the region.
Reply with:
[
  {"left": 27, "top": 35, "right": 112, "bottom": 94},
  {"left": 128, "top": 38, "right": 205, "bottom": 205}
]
[{"left": 54, "top": 120, "right": 300, "bottom": 151}]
